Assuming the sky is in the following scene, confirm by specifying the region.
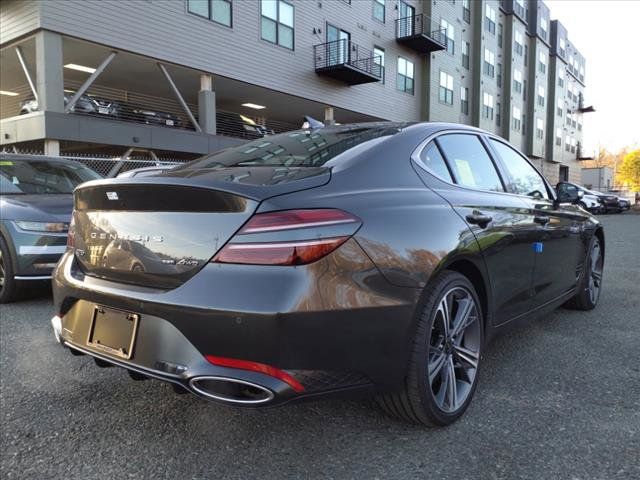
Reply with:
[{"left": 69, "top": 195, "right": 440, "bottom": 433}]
[{"left": 545, "top": 0, "right": 640, "bottom": 154}]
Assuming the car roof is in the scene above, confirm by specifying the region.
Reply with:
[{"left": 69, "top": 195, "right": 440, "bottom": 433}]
[{"left": 0, "top": 153, "right": 81, "bottom": 165}]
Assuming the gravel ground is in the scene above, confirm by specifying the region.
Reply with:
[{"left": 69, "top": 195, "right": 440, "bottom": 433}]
[{"left": 1, "top": 214, "right": 638, "bottom": 480}]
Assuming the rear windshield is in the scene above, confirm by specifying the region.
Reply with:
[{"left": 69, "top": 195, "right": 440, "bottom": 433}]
[
  {"left": 183, "top": 125, "right": 405, "bottom": 169},
  {"left": 0, "top": 159, "right": 101, "bottom": 194}
]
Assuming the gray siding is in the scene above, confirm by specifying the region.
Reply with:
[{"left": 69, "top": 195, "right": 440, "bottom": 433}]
[
  {"left": 0, "top": 0, "right": 40, "bottom": 45},
  {"left": 32, "top": 0, "right": 422, "bottom": 122}
]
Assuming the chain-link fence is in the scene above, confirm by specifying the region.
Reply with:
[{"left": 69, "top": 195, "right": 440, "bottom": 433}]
[{"left": 0, "top": 151, "right": 188, "bottom": 178}]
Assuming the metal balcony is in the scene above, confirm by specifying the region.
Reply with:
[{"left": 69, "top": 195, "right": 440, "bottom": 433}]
[
  {"left": 314, "top": 40, "right": 382, "bottom": 85},
  {"left": 578, "top": 94, "right": 595, "bottom": 113},
  {"left": 395, "top": 14, "right": 446, "bottom": 53}
]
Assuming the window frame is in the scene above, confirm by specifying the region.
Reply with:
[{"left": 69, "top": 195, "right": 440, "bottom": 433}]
[
  {"left": 441, "top": 18, "right": 455, "bottom": 54},
  {"left": 485, "top": 135, "right": 552, "bottom": 199},
  {"left": 372, "top": 0, "right": 385, "bottom": 23},
  {"left": 412, "top": 130, "right": 555, "bottom": 200},
  {"left": 260, "top": 0, "right": 295, "bottom": 50},
  {"left": 438, "top": 70, "right": 454, "bottom": 105},
  {"left": 373, "top": 46, "right": 385, "bottom": 83},
  {"left": 396, "top": 56, "right": 415, "bottom": 94},
  {"left": 187, "top": 0, "right": 233, "bottom": 28}
]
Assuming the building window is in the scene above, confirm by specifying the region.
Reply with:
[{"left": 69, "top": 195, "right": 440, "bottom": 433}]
[
  {"left": 536, "top": 118, "right": 544, "bottom": 139},
  {"left": 513, "top": 68, "right": 523, "bottom": 93},
  {"left": 462, "top": 42, "right": 470, "bottom": 69},
  {"left": 496, "top": 102, "right": 501, "bottom": 127},
  {"left": 261, "top": 0, "right": 294, "bottom": 49},
  {"left": 439, "top": 71, "right": 454, "bottom": 105},
  {"left": 441, "top": 19, "right": 455, "bottom": 54},
  {"left": 540, "top": 17, "right": 548, "bottom": 40},
  {"left": 397, "top": 57, "right": 414, "bottom": 94},
  {"left": 483, "top": 49, "right": 495, "bottom": 78},
  {"left": 570, "top": 137, "right": 576, "bottom": 153},
  {"left": 512, "top": 106, "right": 521, "bottom": 132},
  {"left": 523, "top": 79, "right": 527, "bottom": 101},
  {"left": 374, "top": 46, "right": 385, "bottom": 83},
  {"left": 461, "top": 87, "right": 469, "bottom": 115},
  {"left": 556, "top": 128, "right": 562, "bottom": 146},
  {"left": 497, "top": 62, "right": 502, "bottom": 87},
  {"left": 566, "top": 112, "right": 572, "bottom": 126},
  {"left": 483, "top": 92, "right": 494, "bottom": 120},
  {"left": 537, "top": 85, "right": 545, "bottom": 107},
  {"left": 558, "top": 69, "right": 565, "bottom": 88},
  {"left": 578, "top": 120, "right": 583, "bottom": 131},
  {"left": 188, "top": 0, "right": 232, "bottom": 27},
  {"left": 559, "top": 38, "right": 566, "bottom": 57},
  {"left": 565, "top": 135, "right": 571, "bottom": 152},
  {"left": 514, "top": 30, "right": 524, "bottom": 56},
  {"left": 524, "top": 45, "right": 528, "bottom": 66},
  {"left": 485, "top": 4, "right": 496, "bottom": 34},
  {"left": 557, "top": 105, "right": 563, "bottom": 117},
  {"left": 462, "top": 0, "right": 471, "bottom": 24},
  {"left": 539, "top": 51, "right": 547, "bottom": 74},
  {"left": 514, "top": 0, "right": 525, "bottom": 18},
  {"left": 498, "top": 23, "right": 503, "bottom": 47},
  {"left": 373, "top": 0, "right": 385, "bottom": 22}
]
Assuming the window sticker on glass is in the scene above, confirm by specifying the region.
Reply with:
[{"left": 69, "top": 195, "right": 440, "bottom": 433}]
[{"left": 454, "top": 159, "right": 476, "bottom": 187}]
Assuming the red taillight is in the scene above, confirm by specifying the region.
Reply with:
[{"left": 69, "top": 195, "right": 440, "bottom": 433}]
[
  {"left": 213, "top": 209, "right": 360, "bottom": 266},
  {"left": 239, "top": 209, "right": 358, "bottom": 234},
  {"left": 214, "top": 237, "right": 349, "bottom": 266},
  {"left": 205, "top": 355, "right": 305, "bottom": 392},
  {"left": 66, "top": 214, "right": 75, "bottom": 249}
]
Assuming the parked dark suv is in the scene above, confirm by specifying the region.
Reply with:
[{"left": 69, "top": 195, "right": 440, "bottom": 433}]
[{"left": 51, "top": 122, "right": 604, "bottom": 426}]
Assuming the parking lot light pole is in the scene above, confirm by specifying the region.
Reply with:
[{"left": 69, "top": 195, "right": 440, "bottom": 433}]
[{"left": 199, "top": 74, "right": 216, "bottom": 135}]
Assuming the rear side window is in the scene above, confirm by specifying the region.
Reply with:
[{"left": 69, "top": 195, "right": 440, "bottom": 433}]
[
  {"left": 419, "top": 142, "right": 453, "bottom": 182},
  {"left": 436, "top": 134, "right": 504, "bottom": 192},
  {"left": 489, "top": 139, "right": 548, "bottom": 198}
]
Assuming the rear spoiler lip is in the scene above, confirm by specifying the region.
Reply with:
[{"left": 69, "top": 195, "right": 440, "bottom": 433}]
[{"left": 73, "top": 167, "right": 332, "bottom": 202}]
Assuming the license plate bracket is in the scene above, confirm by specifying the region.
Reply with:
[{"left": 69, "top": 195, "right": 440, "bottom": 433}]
[{"left": 87, "top": 306, "right": 139, "bottom": 360}]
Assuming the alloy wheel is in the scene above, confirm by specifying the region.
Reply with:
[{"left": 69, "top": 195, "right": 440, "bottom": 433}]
[
  {"left": 0, "top": 249, "right": 5, "bottom": 289},
  {"left": 427, "top": 287, "right": 481, "bottom": 413},
  {"left": 587, "top": 239, "right": 603, "bottom": 304}
]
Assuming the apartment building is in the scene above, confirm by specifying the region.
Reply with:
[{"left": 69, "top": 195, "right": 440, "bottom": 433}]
[{"left": 0, "top": 0, "right": 592, "bottom": 181}]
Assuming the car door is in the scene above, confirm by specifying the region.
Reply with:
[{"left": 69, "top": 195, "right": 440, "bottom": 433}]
[
  {"left": 487, "top": 138, "right": 587, "bottom": 307},
  {"left": 414, "top": 132, "right": 537, "bottom": 326}
]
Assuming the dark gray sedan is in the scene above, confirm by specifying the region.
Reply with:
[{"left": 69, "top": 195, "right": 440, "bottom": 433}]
[{"left": 0, "top": 155, "right": 101, "bottom": 302}]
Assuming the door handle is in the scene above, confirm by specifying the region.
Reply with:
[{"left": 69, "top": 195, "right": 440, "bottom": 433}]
[
  {"left": 465, "top": 213, "right": 493, "bottom": 228},
  {"left": 534, "top": 215, "right": 550, "bottom": 226}
]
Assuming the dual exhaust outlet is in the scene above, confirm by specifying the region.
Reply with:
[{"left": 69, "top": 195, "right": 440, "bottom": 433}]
[{"left": 52, "top": 315, "right": 276, "bottom": 405}]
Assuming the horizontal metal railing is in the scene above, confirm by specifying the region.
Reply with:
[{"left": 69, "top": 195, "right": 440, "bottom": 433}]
[
  {"left": 314, "top": 39, "right": 383, "bottom": 78},
  {"left": 395, "top": 14, "right": 446, "bottom": 45},
  {"left": 1, "top": 81, "right": 298, "bottom": 140}
]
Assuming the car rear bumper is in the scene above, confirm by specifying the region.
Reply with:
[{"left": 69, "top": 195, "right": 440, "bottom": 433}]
[{"left": 52, "top": 242, "right": 420, "bottom": 406}]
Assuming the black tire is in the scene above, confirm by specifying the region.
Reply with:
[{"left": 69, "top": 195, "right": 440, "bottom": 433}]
[
  {"left": 0, "top": 235, "right": 19, "bottom": 304},
  {"left": 564, "top": 235, "right": 603, "bottom": 311},
  {"left": 377, "top": 270, "right": 483, "bottom": 426}
]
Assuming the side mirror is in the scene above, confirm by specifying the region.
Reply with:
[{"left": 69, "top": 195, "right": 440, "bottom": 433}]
[{"left": 556, "top": 182, "right": 583, "bottom": 204}]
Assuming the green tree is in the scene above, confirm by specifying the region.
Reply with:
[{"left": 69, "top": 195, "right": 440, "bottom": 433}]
[{"left": 617, "top": 149, "right": 640, "bottom": 191}]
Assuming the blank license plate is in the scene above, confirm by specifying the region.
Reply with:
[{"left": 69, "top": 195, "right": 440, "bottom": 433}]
[{"left": 87, "top": 306, "right": 139, "bottom": 359}]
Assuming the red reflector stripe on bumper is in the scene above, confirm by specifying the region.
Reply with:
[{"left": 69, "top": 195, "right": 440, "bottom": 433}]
[{"left": 205, "top": 355, "right": 305, "bottom": 393}]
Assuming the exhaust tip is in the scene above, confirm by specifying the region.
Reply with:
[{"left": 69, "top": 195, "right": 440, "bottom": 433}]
[
  {"left": 189, "top": 376, "right": 275, "bottom": 405},
  {"left": 51, "top": 315, "right": 63, "bottom": 344}
]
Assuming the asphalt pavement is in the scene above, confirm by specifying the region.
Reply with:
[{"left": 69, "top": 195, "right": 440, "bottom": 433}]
[{"left": 1, "top": 214, "right": 639, "bottom": 480}]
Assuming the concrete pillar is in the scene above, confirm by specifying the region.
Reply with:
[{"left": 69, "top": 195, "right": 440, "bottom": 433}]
[
  {"left": 324, "top": 106, "right": 335, "bottom": 126},
  {"left": 44, "top": 139, "right": 60, "bottom": 156},
  {"left": 198, "top": 74, "right": 216, "bottom": 135},
  {"left": 35, "top": 31, "right": 64, "bottom": 113}
]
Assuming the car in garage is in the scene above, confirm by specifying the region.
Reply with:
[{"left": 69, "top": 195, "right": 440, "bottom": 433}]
[
  {"left": 0, "top": 155, "right": 101, "bottom": 302},
  {"left": 51, "top": 122, "right": 604, "bottom": 426}
]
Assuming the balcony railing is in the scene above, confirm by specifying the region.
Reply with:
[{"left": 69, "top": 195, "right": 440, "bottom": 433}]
[
  {"left": 395, "top": 14, "right": 446, "bottom": 53},
  {"left": 314, "top": 39, "right": 383, "bottom": 85},
  {"left": 577, "top": 93, "right": 595, "bottom": 113}
]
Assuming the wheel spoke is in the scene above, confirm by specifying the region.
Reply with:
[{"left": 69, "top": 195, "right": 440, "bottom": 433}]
[
  {"left": 437, "top": 297, "right": 451, "bottom": 337},
  {"left": 446, "top": 357, "right": 457, "bottom": 410},
  {"left": 451, "top": 297, "right": 474, "bottom": 339},
  {"left": 454, "top": 345, "right": 479, "bottom": 370},
  {"left": 428, "top": 350, "right": 448, "bottom": 383}
]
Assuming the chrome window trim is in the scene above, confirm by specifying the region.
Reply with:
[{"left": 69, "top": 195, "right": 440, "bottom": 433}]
[{"left": 411, "top": 128, "right": 556, "bottom": 201}]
